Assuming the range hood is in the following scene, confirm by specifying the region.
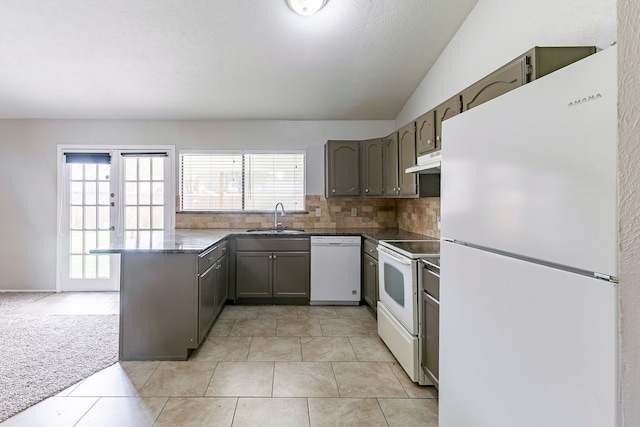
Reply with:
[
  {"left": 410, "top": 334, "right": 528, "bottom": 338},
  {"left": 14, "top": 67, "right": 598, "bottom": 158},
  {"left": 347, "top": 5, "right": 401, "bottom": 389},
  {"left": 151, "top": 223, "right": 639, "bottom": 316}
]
[{"left": 405, "top": 150, "right": 441, "bottom": 174}]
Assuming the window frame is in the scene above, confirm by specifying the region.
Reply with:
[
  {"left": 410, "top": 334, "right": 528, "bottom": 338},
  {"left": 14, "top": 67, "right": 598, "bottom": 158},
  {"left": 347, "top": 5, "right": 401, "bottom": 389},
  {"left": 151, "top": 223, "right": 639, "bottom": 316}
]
[{"left": 179, "top": 150, "right": 307, "bottom": 213}]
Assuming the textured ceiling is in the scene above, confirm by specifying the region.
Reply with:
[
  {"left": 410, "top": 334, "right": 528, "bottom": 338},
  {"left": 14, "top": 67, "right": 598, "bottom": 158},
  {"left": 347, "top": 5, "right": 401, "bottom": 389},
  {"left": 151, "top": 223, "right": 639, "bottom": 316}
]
[{"left": 0, "top": 0, "right": 477, "bottom": 120}]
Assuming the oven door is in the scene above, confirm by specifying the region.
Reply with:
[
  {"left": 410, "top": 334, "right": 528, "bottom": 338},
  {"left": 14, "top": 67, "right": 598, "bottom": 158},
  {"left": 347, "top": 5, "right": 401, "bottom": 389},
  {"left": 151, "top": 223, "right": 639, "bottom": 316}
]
[{"left": 377, "top": 245, "right": 418, "bottom": 335}]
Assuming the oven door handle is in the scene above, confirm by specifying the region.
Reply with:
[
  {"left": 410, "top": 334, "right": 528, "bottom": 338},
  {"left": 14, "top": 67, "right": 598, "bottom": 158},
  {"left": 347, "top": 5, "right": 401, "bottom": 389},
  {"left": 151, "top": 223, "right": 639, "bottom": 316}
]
[{"left": 377, "top": 246, "right": 413, "bottom": 265}]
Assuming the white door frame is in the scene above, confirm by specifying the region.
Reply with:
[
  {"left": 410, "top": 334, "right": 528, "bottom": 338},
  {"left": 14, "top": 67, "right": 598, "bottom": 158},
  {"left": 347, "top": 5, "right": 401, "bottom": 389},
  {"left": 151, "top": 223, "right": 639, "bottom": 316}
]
[{"left": 56, "top": 144, "right": 175, "bottom": 292}]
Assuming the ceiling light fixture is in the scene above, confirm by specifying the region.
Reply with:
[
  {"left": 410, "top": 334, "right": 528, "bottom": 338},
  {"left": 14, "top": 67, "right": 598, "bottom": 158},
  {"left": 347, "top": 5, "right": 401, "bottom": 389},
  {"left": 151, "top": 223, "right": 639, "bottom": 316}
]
[{"left": 286, "top": 0, "right": 328, "bottom": 16}]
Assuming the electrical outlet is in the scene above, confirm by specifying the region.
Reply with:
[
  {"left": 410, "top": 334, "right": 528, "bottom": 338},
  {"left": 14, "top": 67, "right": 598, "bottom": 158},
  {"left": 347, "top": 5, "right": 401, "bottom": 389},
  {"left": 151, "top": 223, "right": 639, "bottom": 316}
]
[
  {"left": 315, "top": 208, "right": 321, "bottom": 217},
  {"left": 432, "top": 212, "right": 437, "bottom": 223},
  {"left": 351, "top": 208, "right": 357, "bottom": 217}
]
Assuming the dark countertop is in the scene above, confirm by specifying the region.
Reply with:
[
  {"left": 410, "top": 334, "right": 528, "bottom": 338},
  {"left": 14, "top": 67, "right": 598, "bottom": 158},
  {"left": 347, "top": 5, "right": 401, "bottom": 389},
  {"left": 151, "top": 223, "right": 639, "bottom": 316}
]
[{"left": 92, "top": 228, "right": 437, "bottom": 254}]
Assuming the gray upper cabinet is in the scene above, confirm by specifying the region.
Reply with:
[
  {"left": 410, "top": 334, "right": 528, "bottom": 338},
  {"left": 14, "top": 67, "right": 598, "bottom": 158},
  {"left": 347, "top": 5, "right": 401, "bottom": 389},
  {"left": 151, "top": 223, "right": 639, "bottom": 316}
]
[
  {"left": 462, "top": 57, "right": 527, "bottom": 111},
  {"left": 435, "top": 95, "right": 461, "bottom": 148},
  {"left": 398, "top": 122, "right": 418, "bottom": 197},
  {"left": 362, "top": 138, "right": 384, "bottom": 197},
  {"left": 462, "top": 46, "right": 596, "bottom": 111},
  {"left": 416, "top": 110, "right": 436, "bottom": 157},
  {"left": 325, "top": 140, "right": 361, "bottom": 197},
  {"left": 383, "top": 132, "right": 400, "bottom": 197}
]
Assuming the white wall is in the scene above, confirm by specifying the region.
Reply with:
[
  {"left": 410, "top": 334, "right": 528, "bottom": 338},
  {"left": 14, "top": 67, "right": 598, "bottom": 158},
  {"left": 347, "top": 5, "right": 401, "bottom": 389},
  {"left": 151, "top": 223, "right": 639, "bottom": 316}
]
[
  {"left": 395, "top": 0, "right": 617, "bottom": 128},
  {"left": 0, "top": 119, "right": 393, "bottom": 291}
]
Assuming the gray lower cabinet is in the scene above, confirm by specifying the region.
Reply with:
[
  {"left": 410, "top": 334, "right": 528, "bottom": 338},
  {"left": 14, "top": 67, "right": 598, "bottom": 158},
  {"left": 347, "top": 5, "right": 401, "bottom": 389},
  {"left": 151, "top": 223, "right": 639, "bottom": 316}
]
[
  {"left": 235, "top": 237, "right": 310, "bottom": 300},
  {"left": 420, "top": 260, "right": 440, "bottom": 388},
  {"left": 362, "top": 238, "right": 378, "bottom": 310},
  {"left": 119, "top": 239, "right": 228, "bottom": 361}
]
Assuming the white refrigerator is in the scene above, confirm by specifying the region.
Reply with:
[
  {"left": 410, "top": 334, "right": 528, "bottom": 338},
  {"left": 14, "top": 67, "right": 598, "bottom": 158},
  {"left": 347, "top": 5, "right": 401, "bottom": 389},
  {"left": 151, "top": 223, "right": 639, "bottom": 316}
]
[{"left": 439, "top": 47, "right": 619, "bottom": 427}]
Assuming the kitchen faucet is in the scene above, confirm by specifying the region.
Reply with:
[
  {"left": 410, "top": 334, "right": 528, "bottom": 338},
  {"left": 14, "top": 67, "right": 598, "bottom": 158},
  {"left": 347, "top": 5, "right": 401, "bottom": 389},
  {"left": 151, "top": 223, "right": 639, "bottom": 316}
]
[{"left": 274, "top": 202, "right": 286, "bottom": 229}]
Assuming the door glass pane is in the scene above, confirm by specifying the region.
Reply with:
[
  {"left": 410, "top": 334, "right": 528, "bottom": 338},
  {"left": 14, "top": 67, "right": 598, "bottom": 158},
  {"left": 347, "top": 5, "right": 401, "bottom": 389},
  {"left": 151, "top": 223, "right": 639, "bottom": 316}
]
[
  {"left": 384, "top": 264, "right": 405, "bottom": 307},
  {"left": 125, "top": 182, "right": 137, "bottom": 205},
  {"left": 84, "top": 164, "right": 97, "bottom": 181},
  {"left": 84, "top": 206, "right": 97, "bottom": 229},
  {"left": 70, "top": 231, "right": 83, "bottom": 254},
  {"left": 152, "top": 182, "right": 164, "bottom": 205},
  {"left": 139, "top": 206, "right": 151, "bottom": 229},
  {"left": 85, "top": 182, "right": 97, "bottom": 205},
  {"left": 98, "top": 207, "right": 110, "bottom": 230},
  {"left": 139, "top": 182, "right": 151, "bottom": 205},
  {"left": 125, "top": 158, "right": 137, "bottom": 180},
  {"left": 98, "top": 182, "right": 110, "bottom": 205},
  {"left": 125, "top": 207, "right": 137, "bottom": 229},
  {"left": 152, "top": 206, "right": 164, "bottom": 229},
  {"left": 138, "top": 158, "right": 151, "bottom": 181},
  {"left": 70, "top": 206, "right": 83, "bottom": 230},
  {"left": 71, "top": 182, "right": 83, "bottom": 205},
  {"left": 152, "top": 157, "right": 164, "bottom": 180}
]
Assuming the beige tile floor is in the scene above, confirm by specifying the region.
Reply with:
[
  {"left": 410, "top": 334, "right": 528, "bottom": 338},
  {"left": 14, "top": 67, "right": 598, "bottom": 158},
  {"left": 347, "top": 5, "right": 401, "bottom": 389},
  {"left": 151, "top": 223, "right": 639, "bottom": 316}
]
[{"left": 1, "top": 295, "right": 438, "bottom": 427}]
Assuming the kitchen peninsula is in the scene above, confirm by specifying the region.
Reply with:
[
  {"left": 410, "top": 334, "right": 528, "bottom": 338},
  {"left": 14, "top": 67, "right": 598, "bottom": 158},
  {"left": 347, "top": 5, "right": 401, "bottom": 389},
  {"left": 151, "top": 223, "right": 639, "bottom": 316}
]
[{"left": 95, "top": 227, "right": 431, "bottom": 361}]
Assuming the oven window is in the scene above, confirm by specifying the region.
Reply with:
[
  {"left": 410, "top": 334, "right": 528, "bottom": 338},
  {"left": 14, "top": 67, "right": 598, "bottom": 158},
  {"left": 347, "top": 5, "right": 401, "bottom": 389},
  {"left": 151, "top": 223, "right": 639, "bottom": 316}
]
[{"left": 384, "top": 263, "right": 405, "bottom": 307}]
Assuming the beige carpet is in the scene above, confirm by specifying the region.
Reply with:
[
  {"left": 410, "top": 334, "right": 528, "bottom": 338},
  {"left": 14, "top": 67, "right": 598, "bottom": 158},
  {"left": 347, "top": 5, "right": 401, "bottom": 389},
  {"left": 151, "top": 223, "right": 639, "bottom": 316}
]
[{"left": 0, "top": 293, "right": 119, "bottom": 422}]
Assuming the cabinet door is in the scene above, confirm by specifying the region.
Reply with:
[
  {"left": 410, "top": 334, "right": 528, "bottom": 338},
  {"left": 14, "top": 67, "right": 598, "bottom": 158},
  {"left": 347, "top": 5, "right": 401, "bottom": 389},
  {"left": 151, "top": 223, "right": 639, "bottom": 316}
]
[
  {"left": 325, "top": 140, "right": 361, "bottom": 197},
  {"left": 215, "top": 253, "right": 228, "bottom": 315},
  {"left": 363, "top": 253, "right": 378, "bottom": 310},
  {"left": 398, "top": 123, "right": 418, "bottom": 197},
  {"left": 461, "top": 58, "right": 526, "bottom": 111},
  {"left": 236, "top": 251, "right": 272, "bottom": 298},
  {"left": 198, "top": 263, "right": 217, "bottom": 343},
  {"left": 362, "top": 138, "right": 384, "bottom": 197},
  {"left": 272, "top": 251, "right": 310, "bottom": 298},
  {"left": 383, "top": 133, "right": 399, "bottom": 197},
  {"left": 416, "top": 110, "right": 436, "bottom": 156},
  {"left": 422, "top": 291, "right": 440, "bottom": 384},
  {"left": 435, "top": 95, "right": 461, "bottom": 150}
]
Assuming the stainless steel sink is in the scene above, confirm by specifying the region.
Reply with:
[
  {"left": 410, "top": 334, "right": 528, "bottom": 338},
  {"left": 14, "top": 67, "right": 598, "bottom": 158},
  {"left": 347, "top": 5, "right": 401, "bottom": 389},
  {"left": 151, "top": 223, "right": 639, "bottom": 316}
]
[{"left": 245, "top": 228, "right": 305, "bottom": 234}]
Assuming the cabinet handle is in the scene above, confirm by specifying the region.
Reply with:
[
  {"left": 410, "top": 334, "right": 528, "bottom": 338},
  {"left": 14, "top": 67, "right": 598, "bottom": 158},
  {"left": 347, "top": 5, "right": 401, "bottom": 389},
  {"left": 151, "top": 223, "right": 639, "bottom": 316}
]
[
  {"left": 370, "top": 262, "right": 375, "bottom": 266},
  {"left": 208, "top": 257, "right": 214, "bottom": 262},
  {"left": 369, "top": 248, "right": 374, "bottom": 253},
  {"left": 365, "top": 189, "right": 369, "bottom": 193},
  {"left": 221, "top": 247, "right": 227, "bottom": 252},
  {"left": 273, "top": 254, "right": 277, "bottom": 259}
]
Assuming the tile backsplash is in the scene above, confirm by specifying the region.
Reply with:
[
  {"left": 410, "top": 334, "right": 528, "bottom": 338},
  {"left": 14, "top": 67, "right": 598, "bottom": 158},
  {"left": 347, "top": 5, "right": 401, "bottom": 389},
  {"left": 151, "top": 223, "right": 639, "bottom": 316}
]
[
  {"left": 395, "top": 197, "right": 441, "bottom": 238},
  {"left": 176, "top": 195, "right": 440, "bottom": 237}
]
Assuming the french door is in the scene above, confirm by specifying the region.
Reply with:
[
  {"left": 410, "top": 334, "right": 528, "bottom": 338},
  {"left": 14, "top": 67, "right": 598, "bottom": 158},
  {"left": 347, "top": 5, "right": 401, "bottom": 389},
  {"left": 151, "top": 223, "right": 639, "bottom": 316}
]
[{"left": 57, "top": 146, "right": 174, "bottom": 292}]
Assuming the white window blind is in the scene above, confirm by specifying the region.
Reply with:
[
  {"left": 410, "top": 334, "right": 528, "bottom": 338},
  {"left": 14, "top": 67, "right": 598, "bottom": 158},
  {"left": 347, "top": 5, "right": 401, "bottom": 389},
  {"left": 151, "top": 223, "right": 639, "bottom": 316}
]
[{"left": 180, "top": 152, "right": 305, "bottom": 211}]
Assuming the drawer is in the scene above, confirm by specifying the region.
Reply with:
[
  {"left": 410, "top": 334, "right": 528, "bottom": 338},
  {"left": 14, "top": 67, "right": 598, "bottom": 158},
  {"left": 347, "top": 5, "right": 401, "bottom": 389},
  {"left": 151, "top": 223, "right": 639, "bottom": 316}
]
[
  {"left": 363, "top": 238, "right": 378, "bottom": 260},
  {"left": 198, "top": 245, "right": 218, "bottom": 274},
  {"left": 236, "top": 237, "right": 310, "bottom": 252},
  {"left": 217, "top": 240, "right": 229, "bottom": 257},
  {"left": 420, "top": 261, "right": 440, "bottom": 300}
]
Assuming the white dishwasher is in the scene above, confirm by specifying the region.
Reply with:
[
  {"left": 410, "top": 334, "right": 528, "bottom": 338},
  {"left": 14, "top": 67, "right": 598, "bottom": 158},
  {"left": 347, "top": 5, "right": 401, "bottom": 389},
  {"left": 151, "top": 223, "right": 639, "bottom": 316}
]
[{"left": 310, "top": 236, "right": 361, "bottom": 305}]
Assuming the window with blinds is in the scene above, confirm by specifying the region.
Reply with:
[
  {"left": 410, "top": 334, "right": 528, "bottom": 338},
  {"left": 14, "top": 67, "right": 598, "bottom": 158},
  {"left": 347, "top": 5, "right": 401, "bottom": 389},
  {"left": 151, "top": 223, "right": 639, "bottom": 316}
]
[{"left": 180, "top": 152, "right": 306, "bottom": 212}]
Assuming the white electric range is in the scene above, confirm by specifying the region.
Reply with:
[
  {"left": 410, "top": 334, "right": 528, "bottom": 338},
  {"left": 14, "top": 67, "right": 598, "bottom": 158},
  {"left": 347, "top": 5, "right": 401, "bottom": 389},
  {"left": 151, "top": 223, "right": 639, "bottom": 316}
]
[{"left": 377, "top": 239, "right": 439, "bottom": 385}]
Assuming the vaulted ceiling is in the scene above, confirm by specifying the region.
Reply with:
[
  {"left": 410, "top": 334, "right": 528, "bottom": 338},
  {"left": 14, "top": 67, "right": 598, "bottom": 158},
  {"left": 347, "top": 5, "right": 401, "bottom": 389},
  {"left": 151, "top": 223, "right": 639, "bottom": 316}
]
[{"left": 0, "top": 0, "right": 477, "bottom": 120}]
